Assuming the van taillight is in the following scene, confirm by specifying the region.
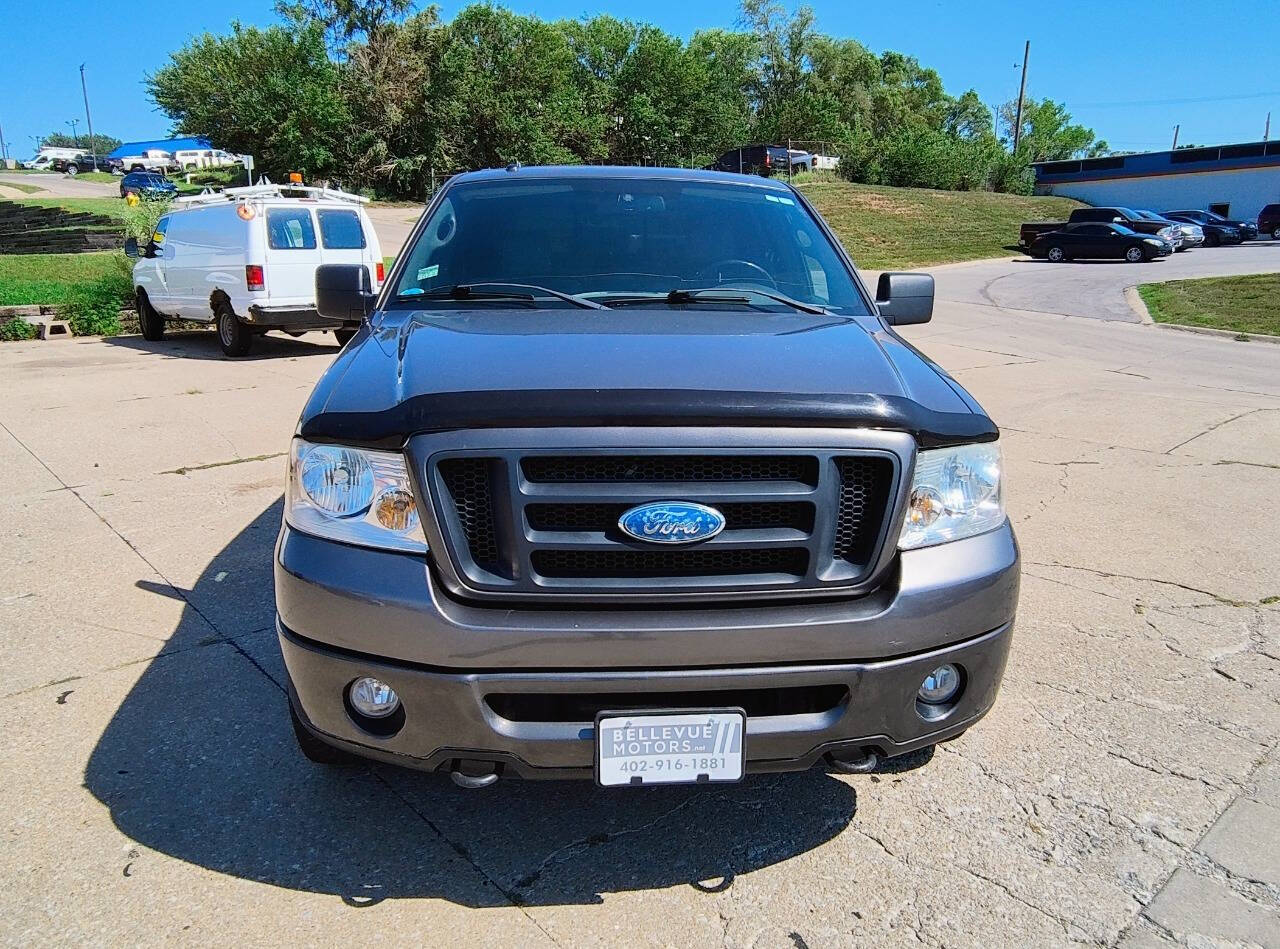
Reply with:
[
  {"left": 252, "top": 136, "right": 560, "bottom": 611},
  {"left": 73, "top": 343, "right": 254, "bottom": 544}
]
[
  {"left": 245, "top": 265, "right": 265, "bottom": 291},
  {"left": 375, "top": 261, "right": 385, "bottom": 284}
]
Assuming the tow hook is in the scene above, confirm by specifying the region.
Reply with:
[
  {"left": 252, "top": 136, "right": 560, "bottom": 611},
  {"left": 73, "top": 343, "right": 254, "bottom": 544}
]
[
  {"left": 827, "top": 748, "right": 879, "bottom": 774},
  {"left": 449, "top": 759, "right": 500, "bottom": 789}
]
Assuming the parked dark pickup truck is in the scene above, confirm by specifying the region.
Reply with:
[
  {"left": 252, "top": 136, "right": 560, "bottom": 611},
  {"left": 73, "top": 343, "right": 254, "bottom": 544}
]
[
  {"left": 279, "top": 165, "right": 1019, "bottom": 789},
  {"left": 1020, "top": 207, "right": 1178, "bottom": 248}
]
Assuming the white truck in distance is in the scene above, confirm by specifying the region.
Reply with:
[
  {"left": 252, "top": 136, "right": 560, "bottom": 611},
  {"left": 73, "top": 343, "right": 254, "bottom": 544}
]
[{"left": 117, "top": 149, "right": 178, "bottom": 173}]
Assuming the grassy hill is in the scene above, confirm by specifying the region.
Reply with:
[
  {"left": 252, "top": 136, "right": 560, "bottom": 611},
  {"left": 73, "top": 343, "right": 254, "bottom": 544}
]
[
  {"left": 797, "top": 180, "right": 1084, "bottom": 269},
  {"left": 0, "top": 252, "right": 123, "bottom": 306}
]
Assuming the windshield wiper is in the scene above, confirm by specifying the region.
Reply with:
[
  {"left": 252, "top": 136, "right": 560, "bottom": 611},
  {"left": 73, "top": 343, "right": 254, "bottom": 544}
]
[
  {"left": 397, "top": 282, "right": 607, "bottom": 310},
  {"left": 599, "top": 287, "right": 828, "bottom": 315}
]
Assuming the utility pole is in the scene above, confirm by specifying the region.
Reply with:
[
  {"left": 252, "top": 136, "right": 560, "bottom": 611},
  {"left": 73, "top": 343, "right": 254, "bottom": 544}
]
[
  {"left": 1011, "top": 41, "right": 1030, "bottom": 152},
  {"left": 66, "top": 118, "right": 80, "bottom": 148},
  {"left": 1265, "top": 112, "right": 1271, "bottom": 142},
  {"left": 1172, "top": 124, "right": 1180, "bottom": 149},
  {"left": 0, "top": 116, "right": 7, "bottom": 163},
  {"left": 79, "top": 64, "right": 96, "bottom": 166}
]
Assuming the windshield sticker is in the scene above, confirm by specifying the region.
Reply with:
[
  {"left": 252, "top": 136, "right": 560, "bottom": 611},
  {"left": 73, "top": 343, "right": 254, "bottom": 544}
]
[
  {"left": 399, "top": 287, "right": 425, "bottom": 296},
  {"left": 417, "top": 265, "right": 439, "bottom": 281},
  {"left": 765, "top": 194, "right": 795, "bottom": 206}
]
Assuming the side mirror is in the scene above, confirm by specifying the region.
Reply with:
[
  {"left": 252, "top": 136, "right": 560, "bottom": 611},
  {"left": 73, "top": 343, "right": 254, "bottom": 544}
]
[
  {"left": 875, "top": 272, "right": 934, "bottom": 326},
  {"left": 316, "top": 264, "right": 375, "bottom": 323},
  {"left": 123, "top": 237, "right": 139, "bottom": 258}
]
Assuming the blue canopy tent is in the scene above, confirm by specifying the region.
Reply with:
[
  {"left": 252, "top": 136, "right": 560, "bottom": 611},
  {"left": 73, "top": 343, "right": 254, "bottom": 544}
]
[{"left": 106, "top": 137, "right": 212, "bottom": 159}]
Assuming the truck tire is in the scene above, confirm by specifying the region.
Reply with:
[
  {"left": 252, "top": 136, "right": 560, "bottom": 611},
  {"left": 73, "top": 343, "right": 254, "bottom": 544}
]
[
  {"left": 289, "top": 703, "right": 361, "bottom": 766},
  {"left": 1272, "top": 226, "right": 1280, "bottom": 241},
  {"left": 66, "top": 164, "right": 79, "bottom": 176},
  {"left": 215, "top": 300, "right": 253, "bottom": 357},
  {"left": 1205, "top": 231, "right": 1221, "bottom": 247},
  {"left": 334, "top": 329, "right": 356, "bottom": 347},
  {"left": 1046, "top": 245, "right": 1066, "bottom": 262},
  {"left": 136, "top": 290, "right": 165, "bottom": 341}
]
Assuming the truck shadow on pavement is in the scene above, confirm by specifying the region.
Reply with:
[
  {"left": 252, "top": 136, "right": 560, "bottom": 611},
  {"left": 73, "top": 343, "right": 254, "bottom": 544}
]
[
  {"left": 103, "top": 330, "right": 345, "bottom": 361},
  {"left": 84, "top": 500, "right": 892, "bottom": 907}
]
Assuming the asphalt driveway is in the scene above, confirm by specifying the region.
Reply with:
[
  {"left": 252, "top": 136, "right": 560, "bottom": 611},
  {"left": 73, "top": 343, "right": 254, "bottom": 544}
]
[
  {"left": 929, "top": 241, "right": 1280, "bottom": 322},
  {"left": 0, "top": 260, "right": 1277, "bottom": 946}
]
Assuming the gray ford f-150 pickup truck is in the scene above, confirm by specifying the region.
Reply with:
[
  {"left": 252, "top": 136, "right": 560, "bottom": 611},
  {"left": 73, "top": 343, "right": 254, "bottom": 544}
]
[{"left": 276, "top": 165, "right": 1019, "bottom": 788}]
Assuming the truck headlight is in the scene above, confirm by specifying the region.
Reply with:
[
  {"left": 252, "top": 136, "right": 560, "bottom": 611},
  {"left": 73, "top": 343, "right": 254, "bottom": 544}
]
[
  {"left": 899, "top": 442, "right": 1004, "bottom": 549},
  {"left": 285, "top": 439, "right": 427, "bottom": 553}
]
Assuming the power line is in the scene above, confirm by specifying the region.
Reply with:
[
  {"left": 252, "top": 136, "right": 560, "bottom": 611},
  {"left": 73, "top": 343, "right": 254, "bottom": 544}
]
[{"left": 1071, "top": 90, "right": 1280, "bottom": 109}]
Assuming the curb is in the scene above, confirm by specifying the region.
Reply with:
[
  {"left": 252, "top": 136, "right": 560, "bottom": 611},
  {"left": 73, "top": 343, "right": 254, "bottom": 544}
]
[
  {"left": 1125, "top": 283, "right": 1280, "bottom": 345},
  {"left": 1156, "top": 322, "right": 1280, "bottom": 345},
  {"left": 1123, "top": 286, "right": 1153, "bottom": 325}
]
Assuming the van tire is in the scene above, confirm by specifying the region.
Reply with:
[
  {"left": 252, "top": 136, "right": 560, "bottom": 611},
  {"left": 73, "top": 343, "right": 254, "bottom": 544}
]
[
  {"left": 137, "top": 291, "right": 165, "bottom": 341},
  {"left": 334, "top": 329, "right": 356, "bottom": 347},
  {"left": 215, "top": 301, "right": 253, "bottom": 357}
]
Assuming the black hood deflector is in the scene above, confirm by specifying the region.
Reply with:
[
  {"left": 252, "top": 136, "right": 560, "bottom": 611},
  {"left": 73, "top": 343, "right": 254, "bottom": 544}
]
[{"left": 299, "top": 388, "right": 999, "bottom": 450}]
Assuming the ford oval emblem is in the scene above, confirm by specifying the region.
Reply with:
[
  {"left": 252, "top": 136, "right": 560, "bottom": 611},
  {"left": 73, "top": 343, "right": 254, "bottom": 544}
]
[{"left": 618, "top": 501, "right": 726, "bottom": 545}]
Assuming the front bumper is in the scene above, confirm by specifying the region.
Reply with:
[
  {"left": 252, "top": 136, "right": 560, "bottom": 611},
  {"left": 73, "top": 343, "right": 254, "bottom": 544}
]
[
  {"left": 281, "top": 619, "right": 1013, "bottom": 779},
  {"left": 276, "top": 519, "right": 1019, "bottom": 777}
]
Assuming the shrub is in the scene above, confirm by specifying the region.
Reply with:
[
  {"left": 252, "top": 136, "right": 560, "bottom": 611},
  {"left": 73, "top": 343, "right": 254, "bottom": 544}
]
[
  {"left": 120, "top": 198, "right": 172, "bottom": 243},
  {"left": 0, "top": 317, "right": 38, "bottom": 341},
  {"left": 837, "top": 129, "right": 1033, "bottom": 194},
  {"left": 59, "top": 253, "right": 134, "bottom": 337},
  {"left": 986, "top": 149, "right": 1034, "bottom": 195}
]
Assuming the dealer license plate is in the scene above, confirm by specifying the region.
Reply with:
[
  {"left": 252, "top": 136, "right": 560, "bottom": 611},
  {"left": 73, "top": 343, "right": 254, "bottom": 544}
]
[{"left": 595, "top": 709, "right": 745, "bottom": 787}]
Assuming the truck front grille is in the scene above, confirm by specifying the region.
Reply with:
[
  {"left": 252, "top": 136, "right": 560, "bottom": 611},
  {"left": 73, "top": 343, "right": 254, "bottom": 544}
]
[{"left": 428, "top": 447, "right": 899, "bottom": 602}]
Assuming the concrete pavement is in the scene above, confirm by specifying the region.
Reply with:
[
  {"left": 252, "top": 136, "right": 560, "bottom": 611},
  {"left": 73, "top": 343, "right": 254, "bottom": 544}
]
[{"left": 1, "top": 258, "right": 1278, "bottom": 946}]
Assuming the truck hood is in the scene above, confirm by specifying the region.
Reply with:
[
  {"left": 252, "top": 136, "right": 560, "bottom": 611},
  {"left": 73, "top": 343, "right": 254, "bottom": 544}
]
[{"left": 299, "top": 308, "right": 996, "bottom": 448}]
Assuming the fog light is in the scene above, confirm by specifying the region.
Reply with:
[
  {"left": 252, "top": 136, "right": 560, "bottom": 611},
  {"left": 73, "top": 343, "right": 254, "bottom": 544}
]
[
  {"left": 349, "top": 677, "right": 400, "bottom": 718},
  {"left": 918, "top": 664, "right": 961, "bottom": 704}
]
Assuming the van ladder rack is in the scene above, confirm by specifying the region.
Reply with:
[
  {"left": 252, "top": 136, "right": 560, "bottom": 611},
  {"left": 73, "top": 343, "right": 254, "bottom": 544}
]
[{"left": 172, "top": 183, "right": 369, "bottom": 206}]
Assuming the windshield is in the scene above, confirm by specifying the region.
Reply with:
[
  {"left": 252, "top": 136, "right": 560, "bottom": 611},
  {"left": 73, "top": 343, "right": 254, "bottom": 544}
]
[{"left": 390, "top": 176, "right": 868, "bottom": 313}]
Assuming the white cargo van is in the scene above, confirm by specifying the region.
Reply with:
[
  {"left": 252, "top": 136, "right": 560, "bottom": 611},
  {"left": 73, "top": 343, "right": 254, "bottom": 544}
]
[
  {"left": 23, "top": 147, "right": 85, "bottom": 171},
  {"left": 126, "top": 184, "right": 384, "bottom": 357}
]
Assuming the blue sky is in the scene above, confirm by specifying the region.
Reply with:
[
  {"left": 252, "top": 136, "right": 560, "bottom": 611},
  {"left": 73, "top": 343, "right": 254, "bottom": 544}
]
[{"left": 3, "top": 0, "right": 1278, "bottom": 160}]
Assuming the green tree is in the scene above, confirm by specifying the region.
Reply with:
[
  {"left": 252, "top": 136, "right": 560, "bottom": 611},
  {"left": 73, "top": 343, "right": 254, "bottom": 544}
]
[
  {"left": 944, "top": 90, "right": 993, "bottom": 140},
  {"left": 41, "top": 132, "right": 122, "bottom": 155},
  {"left": 999, "top": 97, "right": 1108, "bottom": 161},
  {"left": 147, "top": 21, "right": 349, "bottom": 181},
  {"left": 433, "top": 6, "right": 589, "bottom": 169},
  {"left": 338, "top": 7, "right": 451, "bottom": 195}
]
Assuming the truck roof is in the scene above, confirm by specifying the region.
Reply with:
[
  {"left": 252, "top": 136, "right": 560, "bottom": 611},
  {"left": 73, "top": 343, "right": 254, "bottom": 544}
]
[{"left": 452, "top": 164, "right": 796, "bottom": 192}]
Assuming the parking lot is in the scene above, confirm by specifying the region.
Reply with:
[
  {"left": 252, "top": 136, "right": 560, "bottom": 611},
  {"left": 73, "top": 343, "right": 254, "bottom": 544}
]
[{"left": 1, "top": 244, "right": 1278, "bottom": 946}]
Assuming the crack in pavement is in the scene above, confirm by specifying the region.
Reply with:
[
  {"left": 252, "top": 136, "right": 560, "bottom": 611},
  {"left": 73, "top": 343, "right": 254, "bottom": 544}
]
[
  {"left": 161, "top": 451, "right": 286, "bottom": 476},
  {"left": 1025, "top": 561, "right": 1279, "bottom": 608},
  {"left": 1164, "top": 407, "right": 1265, "bottom": 454},
  {"left": 368, "top": 770, "right": 565, "bottom": 946},
  {"left": 512, "top": 791, "right": 706, "bottom": 891}
]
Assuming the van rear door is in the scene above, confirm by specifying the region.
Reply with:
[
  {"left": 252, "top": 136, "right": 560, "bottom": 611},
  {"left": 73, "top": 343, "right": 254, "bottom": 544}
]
[
  {"left": 263, "top": 205, "right": 321, "bottom": 308},
  {"left": 316, "top": 206, "right": 382, "bottom": 290}
]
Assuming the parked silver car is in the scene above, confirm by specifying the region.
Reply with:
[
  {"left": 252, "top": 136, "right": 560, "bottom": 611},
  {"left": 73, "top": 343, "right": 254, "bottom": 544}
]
[{"left": 1134, "top": 210, "right": 1200, "bottom": 251}]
